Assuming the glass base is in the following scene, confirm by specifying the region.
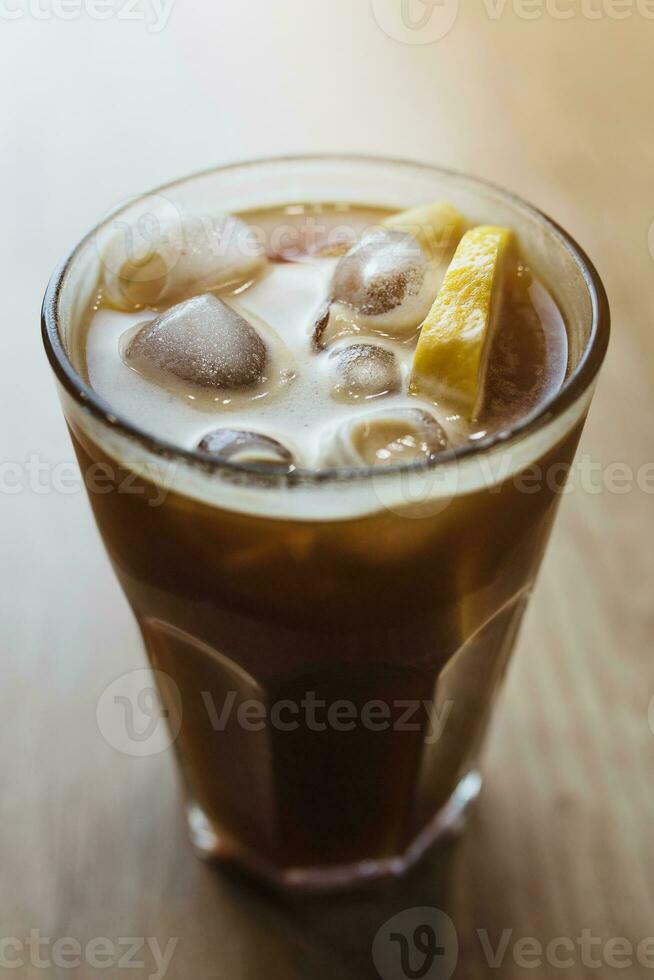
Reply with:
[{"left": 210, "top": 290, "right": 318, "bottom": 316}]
[{"left": 186, "top": 769, "right": 482, "bottom": 894}]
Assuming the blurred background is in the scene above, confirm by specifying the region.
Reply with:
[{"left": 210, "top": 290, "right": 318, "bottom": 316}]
[{"left": 2, "top": 2, "right": 653, "bottom": 978}]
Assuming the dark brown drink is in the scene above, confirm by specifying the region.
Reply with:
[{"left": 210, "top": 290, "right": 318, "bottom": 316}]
[{"left": 42, "top": 158, "right": 609, "bottom": 890}]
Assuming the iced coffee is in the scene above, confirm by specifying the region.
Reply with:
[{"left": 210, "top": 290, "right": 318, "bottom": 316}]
[{"left": 42, "top": 158, "right": 608, "bottom": 890}]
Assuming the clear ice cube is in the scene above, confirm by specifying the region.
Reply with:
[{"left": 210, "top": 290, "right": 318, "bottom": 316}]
[
  {"left": 328, "top": 343, "right": 400, "bottom": 402},
  {"left": 102, "top": 208, "right": 266, "bottom": 309},
  {"left": 323, "top": 408, "right": 449, "bottom": 468},
  {"left": 123, "top": 294, "right": 267, "bottom": 390},
  {"left": 313, "top": 228, "right": 440, "bottom": 347},
  {"left": 197, "top": 429, "right": 294, "bottom": 470},
  {"left": 332, "top": 229, "right": 427, "bottom": 316}
]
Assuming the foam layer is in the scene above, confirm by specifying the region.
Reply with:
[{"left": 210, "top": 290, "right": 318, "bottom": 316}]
[
  {"left": 87, "top": 256, "right": 472, "bottom": 468},
  {"left": 76, "top": 201, "right": 577, "bottom": 517},
  {"left": 86, "top": 207, "right": 568, "bottom": 473}
]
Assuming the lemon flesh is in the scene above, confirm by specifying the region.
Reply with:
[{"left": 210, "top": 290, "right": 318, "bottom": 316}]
[
  {"left": 410, "top": 225, "right": 512, "bottom": 420},
  {"left": 382, "top": 201, "right": 463, "bottom": 259}
]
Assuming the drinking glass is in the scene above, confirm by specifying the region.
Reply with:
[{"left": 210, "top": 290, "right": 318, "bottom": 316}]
[{"left": 42, "top": 157, "right": 609, "bottom": 891}]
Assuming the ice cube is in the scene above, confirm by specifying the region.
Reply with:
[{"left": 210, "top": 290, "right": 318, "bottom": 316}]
[
  {"left": 332, "top": 229, "right": 427, "bottom": 315},
  {"left": 123, "top": 294, "right": 267, "bottom": 390},
  {"left": 328, "top": 343, "right": 400, "bottom": 402},
  {"left": 323, "top": 408, "right": 448, "bottom": 468},
  {"left": 311, "top": 301, "right": 332, "bottom": 351},
  {"left": 102, "top": 208, "right": 266, "bottom": 310},
  {"left": 313, "top": 229, "right": 440, "bottom": 347},
  {"left": 197, "top": 429, "right": 295, "bottom": 470}
]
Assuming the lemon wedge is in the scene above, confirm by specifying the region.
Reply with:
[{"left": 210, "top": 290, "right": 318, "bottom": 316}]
[
  {"left": 410, "top": 225, "right": 512, "bottom": 419},
  {"left": 382, "top": 201, "right": 463, "bottom": 259}
]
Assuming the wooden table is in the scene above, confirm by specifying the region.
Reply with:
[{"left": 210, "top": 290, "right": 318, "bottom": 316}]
[{"left": 1, "top": 3, "right": 652, "bottom": 977}]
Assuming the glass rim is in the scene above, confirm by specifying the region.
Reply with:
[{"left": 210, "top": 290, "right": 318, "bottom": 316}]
[{"left": 41, "top": 153, "right": 610, "bottom": 490}]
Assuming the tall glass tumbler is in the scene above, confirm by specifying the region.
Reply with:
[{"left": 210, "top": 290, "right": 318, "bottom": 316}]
[{"left": 42, "top": 157, "right": 609, "bottom": 891}]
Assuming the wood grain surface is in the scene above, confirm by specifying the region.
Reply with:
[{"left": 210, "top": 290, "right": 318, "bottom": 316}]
[{"left": 1, "top": 3, "right": 653, "bottom": 978}]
